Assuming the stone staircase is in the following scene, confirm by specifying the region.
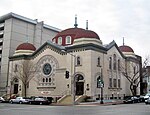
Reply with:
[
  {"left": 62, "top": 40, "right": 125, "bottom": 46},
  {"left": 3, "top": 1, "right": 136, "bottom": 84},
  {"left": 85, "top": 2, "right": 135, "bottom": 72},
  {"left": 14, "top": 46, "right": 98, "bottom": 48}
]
[{"left": 57, "top": 95, "right": 87, "bottom": 105}]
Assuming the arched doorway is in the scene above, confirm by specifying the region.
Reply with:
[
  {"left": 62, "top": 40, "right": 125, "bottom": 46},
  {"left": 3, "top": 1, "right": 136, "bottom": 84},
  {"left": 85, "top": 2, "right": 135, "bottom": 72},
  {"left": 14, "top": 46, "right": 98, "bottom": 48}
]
[
  {"left": 75, "top": 74, "right": 84, "bottom": 95},
  {"left": 13, "top": 78, "right": 19, "bottom": 94}
]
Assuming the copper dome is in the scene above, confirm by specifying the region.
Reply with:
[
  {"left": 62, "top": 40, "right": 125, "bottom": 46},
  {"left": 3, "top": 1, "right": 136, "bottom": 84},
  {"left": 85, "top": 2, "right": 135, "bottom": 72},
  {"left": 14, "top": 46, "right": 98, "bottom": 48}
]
[
  {"left": 53, "top": 28, "right": 100, "bottom": 46},
  {"left": 119, "top": 45, "right": 134, "bottom": 53},
  {"left": 16, "top": 43, "right": 36, "bottom": 51}
]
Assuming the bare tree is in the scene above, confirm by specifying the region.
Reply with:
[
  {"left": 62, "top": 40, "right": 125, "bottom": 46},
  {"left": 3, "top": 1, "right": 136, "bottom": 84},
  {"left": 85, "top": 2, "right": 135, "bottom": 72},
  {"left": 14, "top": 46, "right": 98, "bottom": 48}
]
[
  {"left": 12, "top": 60, "right": 37, "bottom": 97},
  {"left": 121, "top": 56, "right": 149, "bottom": 96}
]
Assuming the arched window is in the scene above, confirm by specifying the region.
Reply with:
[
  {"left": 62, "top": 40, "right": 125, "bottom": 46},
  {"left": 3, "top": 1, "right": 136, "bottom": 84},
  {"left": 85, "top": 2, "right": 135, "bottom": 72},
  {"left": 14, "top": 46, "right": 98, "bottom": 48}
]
[
  {"left": 49, "top": 78, "right": 51, "bottom": 82},
  {"left": 97, "top": 57, "right": 101, "bottom": 66},
  {"left": 109, "top": 78, "right": 112, "bottom": 87},
  {"left": 109, "top": 57, "right": 112, "bottom": 69},
  {"left": 58, "top": 37, "right": 62, "bottom": 45},
  {"left": 14, "top": 64, "right": 18, "bottom": 72},
  {"left": 66, "top": 36, "right": 71, "bottom": 44},
  {"left": 46, "top": 78, "right": 48, "bottom": 82},
  {"left": 118, "top": 59, "right": 120, "bottom": 71},
  {"left": 113, "top": 79, "right": 117, "bottom": 87},
  {"left": 118, "top": 79, "right": 121, "bottom": 88},
  {"left": 77, "top": 56, "right": 81, "bottom": 66},
  {"left": 43, "top": 78, "right": 45, "bottom": 82},
  {"left": 113, "top": 54, "right": 117, "bottom": 70}
]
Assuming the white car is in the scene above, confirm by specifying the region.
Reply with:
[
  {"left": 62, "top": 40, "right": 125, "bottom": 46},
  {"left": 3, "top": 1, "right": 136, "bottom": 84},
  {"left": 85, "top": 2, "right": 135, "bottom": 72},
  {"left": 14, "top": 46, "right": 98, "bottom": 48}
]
[
  {"left": 0, "top": 97, "right": 5, "bottom": 102},
  {"left": 144, "top": 93, "right": 150, "bottom": 100},
  {"left": 9, "top": 97, "right": 30, "bottom": 104}
]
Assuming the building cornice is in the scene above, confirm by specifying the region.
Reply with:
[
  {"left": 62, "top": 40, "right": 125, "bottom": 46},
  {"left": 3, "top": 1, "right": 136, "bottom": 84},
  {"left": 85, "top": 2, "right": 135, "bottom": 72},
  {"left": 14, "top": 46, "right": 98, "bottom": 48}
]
[{"left": 0, "top": 12, "right": 61, "bottom": 32}]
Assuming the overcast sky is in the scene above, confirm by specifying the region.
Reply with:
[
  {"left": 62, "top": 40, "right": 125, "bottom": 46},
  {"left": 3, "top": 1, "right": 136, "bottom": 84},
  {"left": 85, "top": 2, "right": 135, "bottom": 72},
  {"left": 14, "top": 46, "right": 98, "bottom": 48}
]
[{"left": 0, "top": 0, "right": 150, "bottom": 60}]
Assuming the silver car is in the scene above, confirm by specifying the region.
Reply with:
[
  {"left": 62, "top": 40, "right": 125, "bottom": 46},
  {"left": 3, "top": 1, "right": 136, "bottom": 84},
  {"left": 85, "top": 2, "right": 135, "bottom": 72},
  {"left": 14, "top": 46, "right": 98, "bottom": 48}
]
[
  {"left": 144, "top": 93, "right": 150, "bottom": 100},
  {"left": 145, "top": 97, "right": 150, "bottom": 104},
  {"left": 9, "top": 97, "right": 30, "bottom": 104},
  {"left": 0, "top": 97, "right": 5, "bottom": 103}
]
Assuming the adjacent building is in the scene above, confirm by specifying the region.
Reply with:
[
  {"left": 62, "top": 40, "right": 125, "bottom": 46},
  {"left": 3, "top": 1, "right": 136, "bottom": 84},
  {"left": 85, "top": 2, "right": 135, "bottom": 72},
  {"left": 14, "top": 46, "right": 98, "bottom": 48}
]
[{"left": 0, "top": 13, "right": 60, "bottom": 95}]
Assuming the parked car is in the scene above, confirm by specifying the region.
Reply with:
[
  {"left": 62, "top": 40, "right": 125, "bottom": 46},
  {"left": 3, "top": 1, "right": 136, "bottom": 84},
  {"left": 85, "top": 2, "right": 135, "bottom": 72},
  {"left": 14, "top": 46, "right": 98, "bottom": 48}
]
[
  {"left": 9, "top": 97, "right": 30, "bottom": 104},
  {"left": 144, "top": 93, "right": 150, "bottom": 100},
  {"left": 0, "top": 97, "right": 5, "bottom": 103},
  {"left": 138, "top": 95, "right": 145, "bottom": 102},
  {"left": 123, "top": 96, "right": 139, "bottom": 104},
  {"left": 145, "top": 97, "right": 150, "bottom": 104},
  {"left": 29, "top": 97, "right": 51, "bottom": 105}
]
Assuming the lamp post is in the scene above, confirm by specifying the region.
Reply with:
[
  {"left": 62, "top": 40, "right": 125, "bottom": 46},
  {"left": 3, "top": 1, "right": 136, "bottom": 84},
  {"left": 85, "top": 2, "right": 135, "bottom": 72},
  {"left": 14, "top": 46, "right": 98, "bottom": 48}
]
[
  {"left": 100, "top": 67, "right": 104, "bottom": 104},
  {"left": 62, "top": 50, "right": 76, "bottom": 105}
]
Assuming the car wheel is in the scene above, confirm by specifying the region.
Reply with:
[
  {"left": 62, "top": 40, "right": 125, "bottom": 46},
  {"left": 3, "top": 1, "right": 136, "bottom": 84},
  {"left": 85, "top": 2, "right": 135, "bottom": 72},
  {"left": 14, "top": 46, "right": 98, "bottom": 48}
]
[
  {"left": 10, "top": 101, "right": 13, "bottom": 104},
  {"left": 19, "top": 101, "right": 23, "bottom": 104},
  {"left": 29, "top": 102, "right": 32, "bottom": 104},
  {"left": 39, "top": 102, "right": 42, "bottom": 105}
]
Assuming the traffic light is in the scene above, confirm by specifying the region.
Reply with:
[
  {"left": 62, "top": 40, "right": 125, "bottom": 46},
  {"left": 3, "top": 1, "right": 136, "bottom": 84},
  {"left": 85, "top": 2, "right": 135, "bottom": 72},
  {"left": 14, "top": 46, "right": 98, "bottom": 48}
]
[
  {"left": 65, "top": 71, "right": 69, "bottom": 79},
  {"left": 97, "top": 79, "right": 104, "bottom": 88}
]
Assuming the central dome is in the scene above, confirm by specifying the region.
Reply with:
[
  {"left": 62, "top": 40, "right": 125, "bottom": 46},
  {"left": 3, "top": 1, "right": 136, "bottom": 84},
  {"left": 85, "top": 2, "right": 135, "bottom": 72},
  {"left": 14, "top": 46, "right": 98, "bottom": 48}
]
[
  {"left": 52, "top": 28, "right": 100, "bottom": 46},
  {"left": 55, "top": 28, "right": 100, "bottom": 39}
]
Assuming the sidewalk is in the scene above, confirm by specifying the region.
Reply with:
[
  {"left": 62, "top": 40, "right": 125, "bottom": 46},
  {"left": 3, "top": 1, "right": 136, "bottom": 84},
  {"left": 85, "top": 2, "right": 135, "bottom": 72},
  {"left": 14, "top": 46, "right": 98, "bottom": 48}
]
[
  {"left": 51, "top": 99, "right": 124, "bottom": 106},
  {"left": 79, "top": 99, "right": 123, "bottom": 106}
]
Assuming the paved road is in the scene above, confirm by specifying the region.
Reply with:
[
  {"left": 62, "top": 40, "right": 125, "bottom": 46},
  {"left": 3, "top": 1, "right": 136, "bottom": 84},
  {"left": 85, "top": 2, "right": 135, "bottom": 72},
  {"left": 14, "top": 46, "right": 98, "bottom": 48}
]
[{"left": 0, "top": 103, "right": 150, "bottom": 115}]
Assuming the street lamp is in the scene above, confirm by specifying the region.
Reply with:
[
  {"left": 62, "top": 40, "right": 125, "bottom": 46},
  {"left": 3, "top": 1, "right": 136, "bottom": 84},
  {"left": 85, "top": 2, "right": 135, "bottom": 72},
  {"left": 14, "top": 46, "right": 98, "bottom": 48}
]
[
  {"left": 100, "top": 67, "right": 104, "bottom": 104},
  {"left": 62, "top": 50, "right": 76, "bottom": 105}
]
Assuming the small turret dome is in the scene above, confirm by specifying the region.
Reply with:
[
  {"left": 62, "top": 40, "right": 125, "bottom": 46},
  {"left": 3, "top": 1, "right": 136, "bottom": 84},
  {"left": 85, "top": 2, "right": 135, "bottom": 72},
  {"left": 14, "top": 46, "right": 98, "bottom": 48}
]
[
  {"left": 16, "top": 43, "right": 36, "bottom": 51},
  {"left": 119, "top": 45, "right": 134, "bottom": 53},
  {"left": 14, "top": 43, "right": 36, "bottom": 56}
]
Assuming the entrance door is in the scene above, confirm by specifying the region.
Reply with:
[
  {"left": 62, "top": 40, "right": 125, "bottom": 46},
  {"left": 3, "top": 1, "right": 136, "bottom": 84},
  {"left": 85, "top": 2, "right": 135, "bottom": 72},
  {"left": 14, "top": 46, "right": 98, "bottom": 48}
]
[
  {"left": 76, "top": 82, "right": 84, "bottom": 95},
  {"left": 13, "top": 78, "right": 19, "bottom": 94},
  {"left": 14, "top": 84, "right": 18, "bottom": 94}
]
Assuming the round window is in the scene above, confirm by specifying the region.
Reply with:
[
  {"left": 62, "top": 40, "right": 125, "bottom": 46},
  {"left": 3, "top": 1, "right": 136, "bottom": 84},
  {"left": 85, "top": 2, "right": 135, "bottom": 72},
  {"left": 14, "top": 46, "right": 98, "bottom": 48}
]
[{"left": 43, "top": 63, "right": 52, "bottom": 75}]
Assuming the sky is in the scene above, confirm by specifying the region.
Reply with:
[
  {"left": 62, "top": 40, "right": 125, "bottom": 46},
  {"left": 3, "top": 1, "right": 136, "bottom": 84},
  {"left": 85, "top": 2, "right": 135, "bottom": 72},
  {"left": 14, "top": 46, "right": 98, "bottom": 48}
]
[{"left": 0, "top": 0, "right": 150, "bottom": 60}]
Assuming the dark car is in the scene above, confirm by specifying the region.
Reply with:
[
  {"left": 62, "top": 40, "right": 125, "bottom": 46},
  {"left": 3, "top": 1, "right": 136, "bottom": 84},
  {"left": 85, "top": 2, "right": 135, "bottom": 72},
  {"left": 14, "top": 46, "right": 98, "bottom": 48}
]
[
  {"left": 29, "top": 97, "right": 51, "bottom": 105},
  {"left": 123, "top": 96, "right": 139, "bottom": 104}
]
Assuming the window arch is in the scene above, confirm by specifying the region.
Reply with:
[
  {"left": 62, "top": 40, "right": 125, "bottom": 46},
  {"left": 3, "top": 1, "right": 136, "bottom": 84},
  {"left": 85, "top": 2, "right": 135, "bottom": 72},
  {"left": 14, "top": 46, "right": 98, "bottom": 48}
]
[
  {"left": 66, "top": 36, "right": 71, "bottom": 44},
  {"left": 109, "top": 57, "right": 112, "bottom": 69},
  {"left": 113, "top": 54, "right": 117, "bottom": 70},
  {"left": 58, "top": 37, "right": 62, "bottom": 45}
]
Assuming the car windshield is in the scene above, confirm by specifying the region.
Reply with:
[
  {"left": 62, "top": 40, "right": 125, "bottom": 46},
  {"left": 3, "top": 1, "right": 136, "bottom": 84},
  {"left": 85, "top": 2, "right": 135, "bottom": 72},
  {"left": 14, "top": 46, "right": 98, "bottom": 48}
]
[
  {"left": 145, "top": 94, "right": 150, "bottom": 96},
  {"left": 35, "top": 98, "right": 45, "bottom": 101}
]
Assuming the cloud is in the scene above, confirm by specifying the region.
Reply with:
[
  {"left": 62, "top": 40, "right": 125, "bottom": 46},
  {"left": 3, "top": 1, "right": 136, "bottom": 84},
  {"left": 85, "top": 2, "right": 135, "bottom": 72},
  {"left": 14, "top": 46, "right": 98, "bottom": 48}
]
[{"left": 0, "top": 0, "right": 150, "bottom": 59}]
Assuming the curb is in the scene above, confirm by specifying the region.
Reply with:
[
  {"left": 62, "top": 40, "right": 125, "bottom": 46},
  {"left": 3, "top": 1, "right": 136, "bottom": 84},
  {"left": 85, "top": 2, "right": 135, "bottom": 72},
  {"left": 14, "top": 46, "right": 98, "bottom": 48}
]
[{"left": 50, "top": 101, "right": 124, "bottom": 106}]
